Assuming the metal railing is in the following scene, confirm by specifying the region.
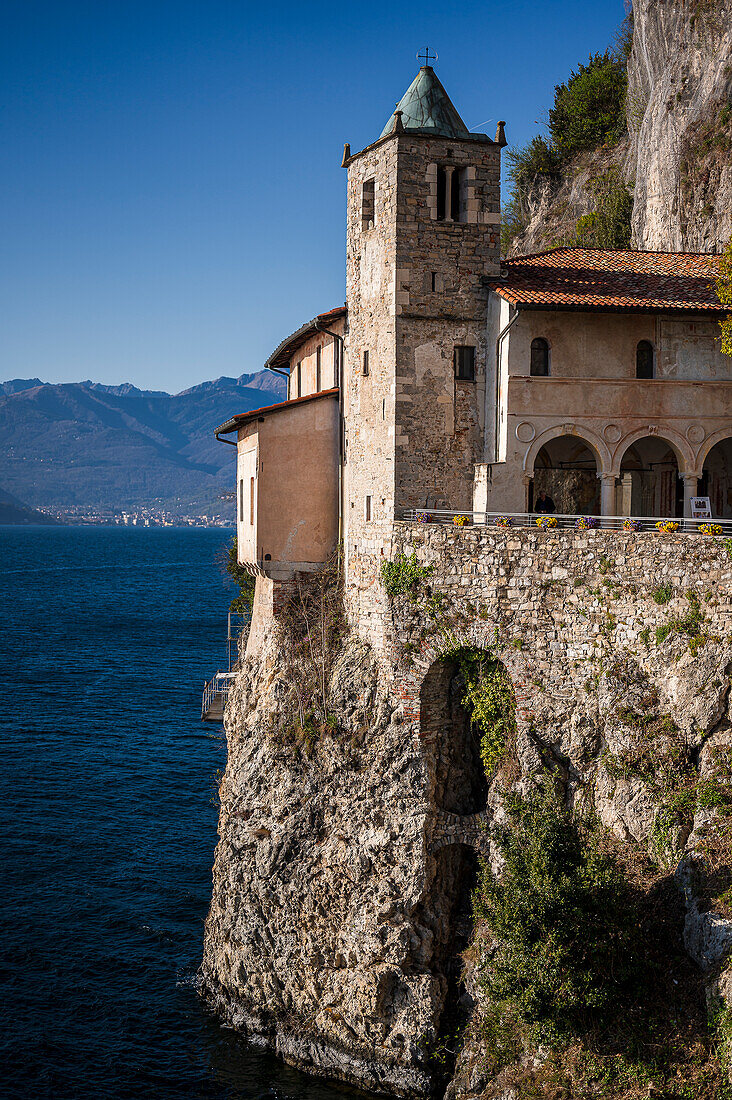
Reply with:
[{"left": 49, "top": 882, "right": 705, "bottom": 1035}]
[
  {"left": 399, "top": 509, "right": 732, "bottom": 534},
  {"left": 201, "top": 610, "right": 252, "bottom": 722},
  {"left": 201, "top": 671, "right": 236, "bottom": 721}
]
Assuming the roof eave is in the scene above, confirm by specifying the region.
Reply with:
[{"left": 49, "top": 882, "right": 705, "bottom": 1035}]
[
  {"left": 489, "top": 292, "right": 726, "bottom": 316},
  {"left": 214, "top": 388, "right": 340, "bottom": 437},
  {"left": 264, "top": 307, "right": 347, "bottom": 371}
]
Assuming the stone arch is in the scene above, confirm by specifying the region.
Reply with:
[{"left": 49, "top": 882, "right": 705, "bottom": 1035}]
[
  {"left": 698, "top": 432, "right": 732, "bottom": 518},
  {"left": 617, "top": 433, "right": 685, "bottom": 518},
  {"left": 696, "top": 427, "right": 732, "bottom": 475},
  {"left": 419, "top": 652, "right": 490, "bottom": 816},
  {"left": 613, "top": 427, "right": 694, "bottom": 476},
  {"left": 522, "top": 423, "right": 612, "bottom": 477}
]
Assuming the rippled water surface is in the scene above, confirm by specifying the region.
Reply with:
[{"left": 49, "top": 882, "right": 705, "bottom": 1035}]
[{"left": 0, "top": 527, "right": 356, "bottom": 1100}]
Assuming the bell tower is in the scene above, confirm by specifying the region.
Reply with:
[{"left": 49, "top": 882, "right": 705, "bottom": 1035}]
[{"left": 342, "top": 65, "right": 505, "bottom": 569}]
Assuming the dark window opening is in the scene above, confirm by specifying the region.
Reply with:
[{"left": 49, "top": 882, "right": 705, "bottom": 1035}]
[
  {"left": 296, "top": 362, "right": 302, "bottom": 398},
  {"left": 316, "top": 345, "right": 322, "bottom": 391},
  {"left": 363, "top": 350, "right": 369, "bottom": 376},
  {"left": 454, "top": 345, "right": 476, "bottom": 381},
  {"left": 361, "top": 179, "right": 375, "bottom": 229},
  {"left": 431, "top": 271, "right": 437, "bottom": 292},
  {"left": 450, "top": 169, "right": 461, "bottom": 221},
  {"left": 636, "top": 340, "right": 655, "bottom": 379},
  {"left": 436, "top": 166, "right": 466, "bottom": 222},
  {"left": 530, "top": 337, "right": 550, "bottom": 377},
  {"left": 365, "top": 495, "right": 372, "bottom": 522}
]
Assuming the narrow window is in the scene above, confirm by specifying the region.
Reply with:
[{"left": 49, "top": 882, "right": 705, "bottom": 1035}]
[
  {"left": 362, "top": 350, "right": 369, "bottom": 376},
  {"left": 238, "top": 478, "right": 243, "bottom": 522},
  {"left": 436, "top": 167, "right": 446, "bottom": 221},
  {"left": 450, "top": 168, "right": 462, "bottom": 222},
  {"left": 316, "top": 345, "right": 322, "bottom": 391},
  {"left": 365, "top": 495, "right": 372, "bottom": 522},
  {"left": 382, "top": 398, "right": 385, "bottom": 420},
  {"left": 249, "top": 477, "right": 255, "bottom": 525},
  {"left": 530, "top": 338, "right": 550, "bottom": 377},
  {"left": 361, "top": 179, "right": 375, "bottom": 229},
  {"left": 636, "top": 340, "right": 655, "bottom": 379},
  {"left": 296, "top": 362, "right": 302, "bottom": 398},
  {"left": 431, "top": 271, "right": 437, "bottom": 292},
  {"left": 454, "top": 345, "right": 476, "bottom": 381}
]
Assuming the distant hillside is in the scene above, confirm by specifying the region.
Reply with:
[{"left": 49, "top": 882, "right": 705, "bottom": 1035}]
[
  {"left": 0, "top": 371, "right": 285, "bottom": 514},
  {"left": 0, "top": 487, "right": 62, "bottom": 525}
]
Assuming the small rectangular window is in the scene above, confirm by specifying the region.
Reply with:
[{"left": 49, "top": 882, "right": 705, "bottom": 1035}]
[
  {"left": 454, "top": 346, "right": 476, "bottom": 381},
  {"left": 362, "top": 350, "right": 369, "bottom": 376},
  {"left": 361, "top": 179, "right": 375, "bottom": 229},
  {"left": 316, "top": 345, "right": 322, "bottom": 391},
  {"left": 431, "top": 272, "right": 437, "bottom": 292},
  {"left": 436, "top": 167, "right": 446, "bottom": 221},
  {"left": 296, "top": 362, "right": 302, "bottom": 398},
  {"left": 365, "top": 495, "right": 372, "bottom": 522},
  {"left": 249, "top": 477, "right": 255, "bottom": 525}
]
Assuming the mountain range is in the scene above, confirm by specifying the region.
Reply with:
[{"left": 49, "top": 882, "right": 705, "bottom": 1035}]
[{"left": 0, "top": 371, "right": 286, "bottom": 518}]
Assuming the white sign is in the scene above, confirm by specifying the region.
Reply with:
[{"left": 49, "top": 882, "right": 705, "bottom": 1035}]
[{"left": 690, "top": 496, "right": 712, "bottom": 520}]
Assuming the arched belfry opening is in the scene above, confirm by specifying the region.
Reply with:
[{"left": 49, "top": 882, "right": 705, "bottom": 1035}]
[
  {"left": 531, "top": 434, "right": 600, "bottom": 515},
  {"left": 419, "top": 654, "right": 490, "bottom": 816}
]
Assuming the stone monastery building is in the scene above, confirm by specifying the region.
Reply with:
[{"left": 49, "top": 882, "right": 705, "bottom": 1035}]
[{"left": 216, "top": 64, "right": 732, "bottom": 590}]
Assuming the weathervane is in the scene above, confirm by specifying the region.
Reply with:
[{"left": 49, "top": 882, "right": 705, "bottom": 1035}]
[{"left": 417, "top": 47, "right": 437, "bottom": 66}]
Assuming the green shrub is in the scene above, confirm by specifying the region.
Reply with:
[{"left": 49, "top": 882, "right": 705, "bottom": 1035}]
[
  {"left": 380, "top": 551, "right": 433, "bottom": 600},
  {"left": 651, "top": 584, "right": 673, "bottom": 605},
  {"left": 549, "top": 52, "right": 627, "bottom": 157},
  {"left": 574, "top": 173, "right": 633, "bottom": 248},
  {"left": 439, "top": 647, "right": 516, "bottom": 776},
  {"left": 220, "top": 537, "right": 255, "bottom": 613},
  {"left": 474, "top": 777, "right": 639, "bottom": 1045}
]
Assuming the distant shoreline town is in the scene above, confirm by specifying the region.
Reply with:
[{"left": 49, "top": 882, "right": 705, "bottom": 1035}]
[{"left": 41, "top": 505, "right": 235, "bottom": 528}]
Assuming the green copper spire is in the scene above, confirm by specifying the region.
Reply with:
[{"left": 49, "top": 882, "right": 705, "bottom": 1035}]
[{"left": 379, "top": 66, "right": 471, "bottom": 139}]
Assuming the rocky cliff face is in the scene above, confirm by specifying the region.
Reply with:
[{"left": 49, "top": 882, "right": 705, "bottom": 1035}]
[
  {"left": 202, "top": 529, "right": 732, "bottom": 1097},
  {"left": 508, "top": 0, "right": 732, "bottom": 256},
  {"left": 629, "top": 0, "right": 732, "bottom": 250}
]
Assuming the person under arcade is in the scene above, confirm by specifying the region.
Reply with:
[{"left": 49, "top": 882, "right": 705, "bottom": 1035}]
[{"left": 534, "top": 490, "right": 556, "bottom": 514}]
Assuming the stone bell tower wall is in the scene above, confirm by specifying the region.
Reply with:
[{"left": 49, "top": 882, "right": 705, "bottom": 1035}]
[
  {"left": 343, "top": 133, "right": 503, "bottom": 624},
  {"left": 391, "top": 136, "right": 502, "bottom": 514}
]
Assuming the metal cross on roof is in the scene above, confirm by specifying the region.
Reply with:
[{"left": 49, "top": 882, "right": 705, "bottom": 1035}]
[{"left": 417, "top": 47, "right": 437, "bottom": 66}]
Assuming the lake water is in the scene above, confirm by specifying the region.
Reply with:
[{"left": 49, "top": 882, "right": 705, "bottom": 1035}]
[{"left": 0, "top": 526, "right": 355, "bottom": 1100}]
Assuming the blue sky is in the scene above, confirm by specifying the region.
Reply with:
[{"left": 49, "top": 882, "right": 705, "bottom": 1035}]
[{"left": 1, "top": 0, "right": 624, "bottom": 392}]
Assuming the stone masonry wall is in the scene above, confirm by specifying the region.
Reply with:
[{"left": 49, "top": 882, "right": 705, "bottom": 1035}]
[{"left": 204, "top": 525, "right": 732, "bottom": 1097}]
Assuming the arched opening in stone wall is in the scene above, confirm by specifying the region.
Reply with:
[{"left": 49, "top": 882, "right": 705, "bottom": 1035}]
[
  {"left": 700, "top": 437, "right": 732, "bottom": 518},
  {"left": 619, "top": 436, "right": 682, "bottom": 517},
  {"left": 531, "top": 434, "right": 600, "bottom": 515},
  {"left": 419, "top": 656, "right": 489, "bottom": 816}
]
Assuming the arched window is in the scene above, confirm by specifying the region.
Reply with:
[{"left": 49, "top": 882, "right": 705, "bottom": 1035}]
[
  {"left": 636, "top": 340, "right": 655, "bottom": 379},
  {"left": 530, "top": 337, "right": 550, "bottom": 377}
]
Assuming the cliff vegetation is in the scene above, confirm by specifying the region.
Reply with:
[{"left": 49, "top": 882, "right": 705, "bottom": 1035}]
[{"left": 503, "top": 0, "right": 732, "bottom": 256}]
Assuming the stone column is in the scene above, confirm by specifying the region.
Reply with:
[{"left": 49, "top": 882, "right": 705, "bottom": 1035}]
[
  {"left": 599, "top": 473, "right": 617, "bottom": 519},
  {"left": 621, "top": 473, "right": 633, "bottom": 517},
  {"left": 444, "top": 166, "right": 455, "bottom": 222},
  {"left": 681, "top": 473, "right": 699, "bottom": 518}
]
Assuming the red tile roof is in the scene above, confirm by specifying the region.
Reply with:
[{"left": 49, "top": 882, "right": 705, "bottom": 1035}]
[
  {"left": 488, "top": 248, "right": 725, "bottom": 314},
  {"left": 215, "top": 388, "right": 339, "bottom": 436}
]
